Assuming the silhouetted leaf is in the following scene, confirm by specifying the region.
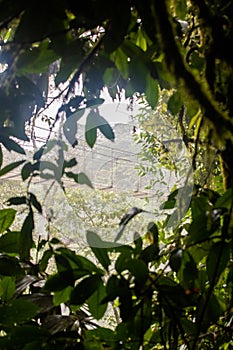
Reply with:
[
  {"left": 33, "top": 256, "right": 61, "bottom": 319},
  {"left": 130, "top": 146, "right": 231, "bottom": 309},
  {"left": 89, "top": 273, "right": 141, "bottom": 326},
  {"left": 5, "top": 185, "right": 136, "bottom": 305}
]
[
  {"left": 169, "top": 249, "right": 183, "bottom": 272},
  {"left": 0, "top": 160, "right": 25, "bottom": 177},
  {"left": 0, "top": 255, "right": 22, "bottom": 276},
  {"left": 21, "top": 161, "right": 40, "bottom": 181},
  {"left": 6, "top": 196, "right": 27, "bottom": 206},
  {"left": 70, "top": 274, "right": 101, "bottom": 305},
  {"left": 1, "top": 136, "right": 25, "bottom": 154},
  {"left": 65, "top": 171, "right": 93, "bottom": 188},
  {"left": 44, "top": 274, "right": 71, "bottom": 292},
  {"left": 0, "top": 231, "right": 20, "bottom": 254},
  {"left": 29, "top": 193, "right": 42, "bottom": 214},
  {"left": 87, "top": 278, "right": 107, "bottom": 320},
  {"left": 20, "top": 210, "right": 34, "bottom": 259},
  {"left": 86, "top": 231, "right": 110, "bottom": 270}
]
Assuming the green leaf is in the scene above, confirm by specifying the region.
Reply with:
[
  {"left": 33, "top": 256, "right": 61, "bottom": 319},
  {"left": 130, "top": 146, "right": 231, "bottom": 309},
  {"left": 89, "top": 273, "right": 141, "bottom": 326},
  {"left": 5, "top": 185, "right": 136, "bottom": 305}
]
[
  {"left": 87, "top": 278, "right": 107, "bottom": 320},
  {"left": 0, "top": 277, "right": 16, "bottom": 302},
  {"left": 128, "top": 59, "right": 148, "bottom": 93},
  {"left": 104, "top": 275, "right": 120, "bottom": 302},
  {"left": 85, "top": 111, "right": 97, "bottom": 148},
  {"left": 186, "top": 214, "right": 209, "bottom": 244},
  {"left": 136, "top": 27, "right": 147, "bottom": 51},
  {"left": 39, "top": 249, "right": 53, "bottom": 273},
  {"left": 86, "top": 231, "right": 111, "bottom": 271},
  {"left": 65, "top": 171, "right": 93, "bottom": 188},
  {"left": 70, "top": 274, "right": 101, "bottom": 305},
  {"left": 55, "top": 254, "right": 74, "bottom": 286},
  {"left": 161, "top": 189, "right": 179, "bottom": 209},
  {"left": 85, "top": 328, "right": 116, "bottom": 349},
  {"left": 0, "top": 208, "right": 16, "bottom": 233},
  {"left": 0, "top": 231, "right": 20, "bottom": 254},
  {"left": 0, "top": 300, "right": 38, "bottom": 325},
  {"left": 17, "top": 41, "right": 59, "bottom": 74},
  {"left": 0, "top": 255, "right": 22, "bottom": 276},
  {"left": 20, "top": 210, "right": 34, "bottom": 260},
  {"left": 145, "top": 75, "right": 159, "bottom": 109},
  {"left": 168, "top": 91, "right": 183, "bottom": 115},
  {"left": 175, "top": 0, "right": 187, "bottom": 19},
  {"left": 206, "top": 242, "right": 230, "bottom": 283},
  {"left": 126, "top": 259, "right": 149, "bottom": 284},
  {"left": 0, "top": 160, "right": 25, "bottom": 177},
  {"left": 44, "top": 273, "right": 71, "bottom": 292},
  {"left": 53, "top": 285, "right": 73, "bottom": 306},
  {"left": 21, "top": 161, "right": 40, "bottom": 181},
  {"left": 111, "top": 48, "right": 128, "bottom": 79},
  {"left": 197, "top": 293, "right": 226, "bottom": 330},
  {"left": 9, "top": 325, "right": 50, "bottom": 345},
  {"left": 215, "top": 189, "right": 232, "bottom": 210},
  {"left": 55, "top": 247, "right": 101, "bottom": 274}
]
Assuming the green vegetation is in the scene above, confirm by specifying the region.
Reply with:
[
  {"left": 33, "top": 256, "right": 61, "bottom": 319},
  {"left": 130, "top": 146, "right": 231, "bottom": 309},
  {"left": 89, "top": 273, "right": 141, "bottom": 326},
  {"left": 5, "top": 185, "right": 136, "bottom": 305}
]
[{"left": 0, "top": 0, "right": 232, "bottom": 349}]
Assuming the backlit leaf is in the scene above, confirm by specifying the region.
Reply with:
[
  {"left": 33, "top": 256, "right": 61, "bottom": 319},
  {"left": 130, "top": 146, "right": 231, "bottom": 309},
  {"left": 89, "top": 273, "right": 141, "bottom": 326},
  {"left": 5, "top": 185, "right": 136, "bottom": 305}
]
[
  {"left": 146, "top": 75, "right": 159, "bottom": 109},
  {"left": 0, "top": 208, "right": 16, "bottom": 233}
]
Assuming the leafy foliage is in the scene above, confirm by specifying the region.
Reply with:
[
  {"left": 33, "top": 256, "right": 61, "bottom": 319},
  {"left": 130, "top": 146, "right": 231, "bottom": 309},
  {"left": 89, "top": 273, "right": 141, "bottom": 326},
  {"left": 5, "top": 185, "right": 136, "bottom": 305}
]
[{"left": 0, "top": 0, "right": 233, "bottom": 349}]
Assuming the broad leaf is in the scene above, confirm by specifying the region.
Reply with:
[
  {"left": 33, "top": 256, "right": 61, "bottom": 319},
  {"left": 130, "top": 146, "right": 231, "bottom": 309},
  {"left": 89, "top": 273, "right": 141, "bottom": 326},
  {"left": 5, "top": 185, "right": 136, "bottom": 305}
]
[
  {"left": 65, "top": 171, "right": 93, "bottom": 188},
  {"left": 0, "top": 276, "right": 16, "bottom": 302},
  {"left": 53, "top": 286, "right": 73, "bottom": 306},
  {"left": 169, "top": 249, "right": 183, "bottom": 272},
  {"left": 146, "top": 74, "right": 159, "bottom": 109},
  {"left": 29, "top": 193, "right": 42, "bottom": 214},
  {"left": 70, "top": 274, "right": 101, "bottom": 305},
  {"left": 168, "top": 91, "right": 183, "bottom": 115},
  {"left": 85, "top": 111, "right": 98, "bottom": 148},
  {"left": 0, "top": 160, "right": 25, "bottom": 177},
  {"left": 6, "top": 196, "right": 27, "bottom": 206},
  {"left": 86, "top": 231, "right": 110, "bottom": 270},
  {"left": 87, "top": 278, "right": 107, "bottom": 320},
  {"left": 19, "top": 210, "right": 34, "bottom": 259},
  {"left": 0, "top": 231, "right": 20, "bottom": 254},
  {"left": 9, "top": 325, "right": 50, "bottom": 346},
  {"left": 0, "top": 255, "right": 22, "bottom": 276},
  {"left": 0, "top": 300, "right": 38, "bottom": 325},
  {"left": 1, "top": 136, "right": 25, "bottom": 154},
  {"left": 44, "top": 273, "right": 71, "bottom": 292},
  {"left": 206, "top": 242, "right": 230, "bottom": 283},
  {"left": 0, "top": 208, "right": 16, "bottom": 233}
]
